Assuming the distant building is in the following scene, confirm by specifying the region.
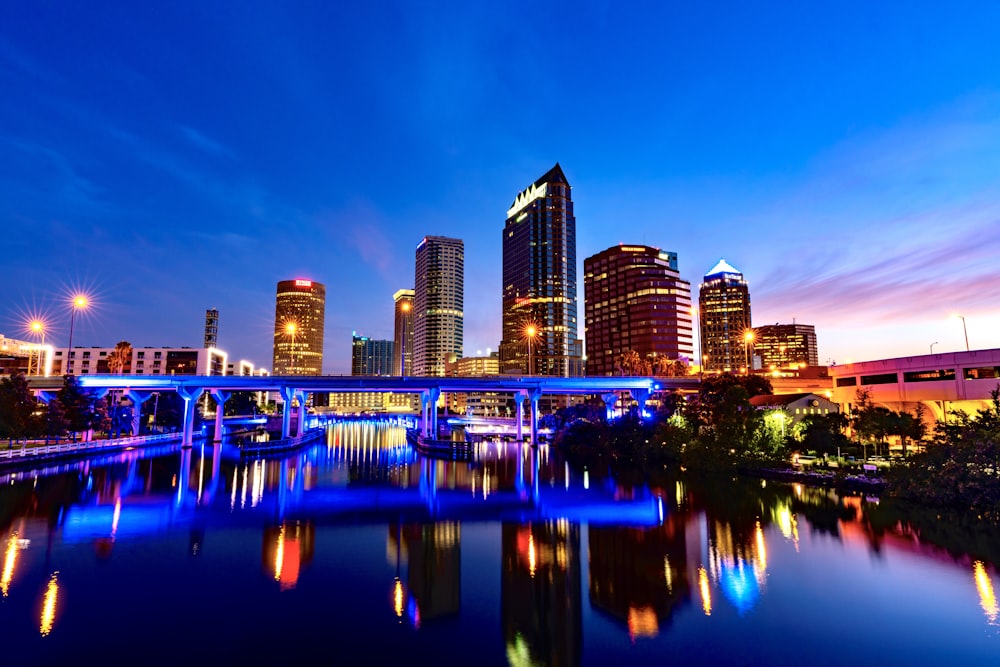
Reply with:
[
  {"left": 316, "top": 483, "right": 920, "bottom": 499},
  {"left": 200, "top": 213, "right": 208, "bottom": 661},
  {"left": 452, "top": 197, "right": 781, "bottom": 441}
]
[
  {"left": 273, "top": 279, "right": 326, "bottom": 375},
  {"left": 204, "top": 308, "right": 219, "bottom": 348},
  {"left": 748, "top": 393, "right": 839, "bottom": 425},
  {"left": 699, "top": 259, "right": 752, "bottom": 373},
  {"left": 753, "top": 323, "right": 819, "bottom": 369},
  {"left": 351, "top": 334, "right": 395, "bottom": 376},
  {"left": 393, "top": 289, "right": 415, "bottom": 376},
  {"left": 499, "top": 164, "right": 583, "bottom": 377},
  {"left": 51, "top": 346, "right": 228, "bottom": 376},
  {"left": 413, "top": 236, "right": 464, "bottom": 377},
  {"left": 0, "top": 334, "right": 52, "bottom": 376},
  {"left": 583, "top": 244, "right": 693, "bottom": 376}
]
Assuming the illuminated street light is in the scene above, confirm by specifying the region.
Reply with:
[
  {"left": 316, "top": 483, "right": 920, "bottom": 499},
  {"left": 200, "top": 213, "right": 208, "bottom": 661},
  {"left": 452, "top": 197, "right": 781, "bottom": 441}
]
[
  {"left": 744, "top": 329, "right": 755, "bottom": 372},
  {"left": 285, "top": 321, "right": 298, "bottom": 375},
  {"left": 66, "top": 295, "right": 90, "bottom": 375},
  {"left": 400, "top": 301, "right": 410, "bottom": 376},
  {"left": 524, "top": 324, "right": 538, "bottom": 375},
  {"left": 27, "top": 319, "right": 46, "bottom": 376}
]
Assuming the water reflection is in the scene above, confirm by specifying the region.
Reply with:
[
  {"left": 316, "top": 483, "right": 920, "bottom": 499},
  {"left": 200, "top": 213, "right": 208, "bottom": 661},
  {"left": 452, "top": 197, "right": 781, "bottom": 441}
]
[{"left": 0, "top": 420, "right": 998, "bottom": 662}]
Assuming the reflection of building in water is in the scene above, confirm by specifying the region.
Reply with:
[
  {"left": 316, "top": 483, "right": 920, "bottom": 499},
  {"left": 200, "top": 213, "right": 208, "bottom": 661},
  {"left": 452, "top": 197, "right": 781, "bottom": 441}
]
[
  {"left": 387, "top": 522, "right": 461, "bottom": 623},
  {"left": 588, "top": 518, "right": 691, "bottom": 641},
  {"left": 694, "top": 514, "right": 769, "bottom": 617},
  {"left": 262, "top": 522, "right": 315, "bottom": 591},
  {"left": 502, "top": 521, "right": 581, "bottom": 667}
]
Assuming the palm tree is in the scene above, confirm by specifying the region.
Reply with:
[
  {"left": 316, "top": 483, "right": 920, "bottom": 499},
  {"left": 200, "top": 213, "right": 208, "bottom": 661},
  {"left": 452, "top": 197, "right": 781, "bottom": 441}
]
[{"left": 107, "top": 340, "right": 133, "bottom": 374}]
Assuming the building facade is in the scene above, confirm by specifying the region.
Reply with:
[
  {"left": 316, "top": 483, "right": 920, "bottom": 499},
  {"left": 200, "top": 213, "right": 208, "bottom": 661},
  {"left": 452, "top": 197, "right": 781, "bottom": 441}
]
[
  {"left": 583, "top": 244, "right": 694, "bottom": 376},
  {"left": 51, "top": 346, "right": 228, "bottom": 376},
  {"left": 499, "top": 163, "right": 583, "bottom": 377},
  {"left": 413, "top": 236, "right": 464, "bottom": 377},
  {"left": 272, "top": 279, "right": 326, "bottom": 376},
  {"left": 754, "top": 323, "right": 819, "bottom": 369},
  {"left": 204, "top": 309, "right": 219, "bottom": 348},
  {"left": 393, "top": 288, "right": 414, "bottom": 376},
  {"left": 351, "top": 334, "right": 395, "bottom": 376},
  {"left": 699, "top": 259, "right": 752, "bottom": 373}
]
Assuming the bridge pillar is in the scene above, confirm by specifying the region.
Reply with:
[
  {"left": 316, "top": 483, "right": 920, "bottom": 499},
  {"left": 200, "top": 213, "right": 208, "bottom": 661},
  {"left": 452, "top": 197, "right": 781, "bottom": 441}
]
[
  {"left": 176, "top": 444, "right": 192, "bottom": 508},
  {"left": 295, "top": 390, "right": 307, "bottom": 437},
  {"left": 528, "top": 388, "right": 541, "bottom": 446},
  {"left": 630, "top": 388, "right": 652, "bottom": 418},
  {"left": 125, "top": 390, "right": 152, "bottom": 436},
  {"left": 279, "top": 386, "right": 295, "bottom": 439},
  {"left": 177, "top": 386, "right": 205, "bottom": 448},
  {"left": 513, "top": 392, "right": 526, "bottom": 441},
  {"left": 602, "top": 393, "right": 618, "bottom": 421},
  {"left": 421, "top": 388, "right": 441, "bottom": 438},
  {"left": 210, "top": 390, "right": 231, "bottom": 442}
]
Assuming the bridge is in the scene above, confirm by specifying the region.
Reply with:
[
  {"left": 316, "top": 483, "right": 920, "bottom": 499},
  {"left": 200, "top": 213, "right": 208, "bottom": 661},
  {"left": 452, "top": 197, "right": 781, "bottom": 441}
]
[
  {"left": 27, "top": 374, "right": 700, "bottom": 448},
  {"left": 828, "top": 347, "right": 1000, "bottom": 420}
]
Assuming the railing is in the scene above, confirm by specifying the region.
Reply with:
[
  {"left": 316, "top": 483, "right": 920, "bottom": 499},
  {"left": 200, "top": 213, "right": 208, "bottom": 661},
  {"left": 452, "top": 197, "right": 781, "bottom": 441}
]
[
  {"left": 0, "top": 432, "right": 184, "bottom": 462},
  {"left": 238, "top": 428, "right": 325, "bottom": 455}
]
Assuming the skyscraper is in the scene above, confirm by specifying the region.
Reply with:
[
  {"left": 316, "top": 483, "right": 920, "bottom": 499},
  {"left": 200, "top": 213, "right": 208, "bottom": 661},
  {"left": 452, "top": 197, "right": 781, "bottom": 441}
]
[
  {"left": 584, "top": 244, "right": 693, "bottom": 376},
  {"left": 393, "top": 288, "right": 414, "bottom": 376},
  {"left": 499, "top": 163, "right": 583, "bottom": 377},
  {"left": 272, "top": 279, "right": 326, "bottom": 375},
  {"left": 699, "top": 259, "right": 751, "bottom": 373},
  {"left": 351, "top": 333, "right": 395, "bottom": 376},
  {"left": 754, "top": 323, "right": 819, "bottom": 369},
  {"left": 413, "top": 236, "right": 464, "bottom": 377}
]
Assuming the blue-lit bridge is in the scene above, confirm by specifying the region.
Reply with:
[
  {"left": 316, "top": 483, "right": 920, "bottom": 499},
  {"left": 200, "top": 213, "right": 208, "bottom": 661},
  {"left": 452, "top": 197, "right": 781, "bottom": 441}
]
[{"left": 27, "top": 374, "right": 700, "bottom": 447}]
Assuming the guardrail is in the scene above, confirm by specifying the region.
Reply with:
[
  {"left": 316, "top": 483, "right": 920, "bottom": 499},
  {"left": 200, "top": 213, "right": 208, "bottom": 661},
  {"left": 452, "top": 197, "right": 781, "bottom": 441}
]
[
  {"left": 238, "top": 428, "right": 325, "bottom": 455},
  {"left": 0, "top": 432, "right": 184, "bottom": 462}
]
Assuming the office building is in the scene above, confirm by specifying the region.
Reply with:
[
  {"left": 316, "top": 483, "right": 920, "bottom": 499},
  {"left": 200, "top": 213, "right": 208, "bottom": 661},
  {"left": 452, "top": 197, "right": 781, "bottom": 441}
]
[
  {"left": 699, "top": 259, "right": 752, "bottom": 373},
  {"left": 272, "top": 279, "right": 326, "bottom": 375},
  {"left": 583, "top": 244, "right": 693, "bottom": 376},
  {"left": 393, "top": 289, "right": 414, "bottom": 375},
  {"left": 754, "top": 323, "right": 819, "bottom": 369},
  {"left": 499, "top": 163, "right": 583, "bottom": 377},
  {"left": 51, "top": 345, "right": 228, "bottom": 376},
  {"left": 413, "top": 236, "right": 464, "bottom": 377},
  {"left": 351, "top": 334, "right": 395, "bottom": 376}
]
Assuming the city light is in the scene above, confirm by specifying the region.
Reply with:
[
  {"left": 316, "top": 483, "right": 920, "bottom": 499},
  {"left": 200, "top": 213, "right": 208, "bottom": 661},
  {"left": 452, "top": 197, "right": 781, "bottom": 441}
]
[
  {"left": 39, "top": 572, "right": 59, "bottom": 636},
  {"left": 65, "top": 293, "right": 91, "bottom": 375}
]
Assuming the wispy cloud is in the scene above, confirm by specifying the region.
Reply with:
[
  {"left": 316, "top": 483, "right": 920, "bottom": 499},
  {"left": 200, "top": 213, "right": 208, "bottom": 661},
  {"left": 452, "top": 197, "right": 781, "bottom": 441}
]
[{"left": 178, "top": 125, "right": 235, "bottom": 159}]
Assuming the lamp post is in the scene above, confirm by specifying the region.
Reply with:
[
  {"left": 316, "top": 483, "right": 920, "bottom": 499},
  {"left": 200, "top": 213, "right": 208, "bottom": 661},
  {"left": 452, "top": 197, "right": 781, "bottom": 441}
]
[
  {"left": 930, "top": 341, "right": 938, "bottom": 355},
  {"left": 743, "top": 329, "right": 755, "bottom": 373},
  {"left": 285, "top": 322, "right": 297, "bottom": 375},
  {"left": 66, "top": 295, "right": 88, "bottom": 375},
  {"left": 691, "top": 306, "right": 703, "bottom": 380},
  {"left": 957, "top": 316, "right": 970, "bottom": 352},
  {"left": 28, "top": 319, "right": 45, "bottom": 376},
  {"left": 400, "top": 301, "right": 410, "bottom": 376},
  {"left": 525, "top": 324, "right": 537, "bottom": 376}
]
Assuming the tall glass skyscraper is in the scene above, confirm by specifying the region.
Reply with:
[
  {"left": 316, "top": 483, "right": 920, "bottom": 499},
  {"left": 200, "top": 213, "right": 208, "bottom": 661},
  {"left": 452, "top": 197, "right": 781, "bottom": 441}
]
[
  {"left": 413, "top": 236, "right": 464, "bottom": 377},
  {"left": 351, "top": 333, "right": 395, "bottom": 376},
  {"left": 698, "top": 260, "right": 752, "bottom": 373},
  {"left": 272, "top": 279, "right": 325, "bottom": 375},
  {"left": 499, "top": 163, "right": 583, "bottom": 377},
  {"left": 583, "top": 244, "right": 693, "bottom": 376}
]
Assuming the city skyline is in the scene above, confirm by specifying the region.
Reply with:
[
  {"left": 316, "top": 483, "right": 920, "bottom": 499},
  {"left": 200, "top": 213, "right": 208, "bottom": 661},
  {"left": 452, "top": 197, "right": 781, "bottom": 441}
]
[{"left": 3, "top": 3, "right": 1000, "bottom": 373}]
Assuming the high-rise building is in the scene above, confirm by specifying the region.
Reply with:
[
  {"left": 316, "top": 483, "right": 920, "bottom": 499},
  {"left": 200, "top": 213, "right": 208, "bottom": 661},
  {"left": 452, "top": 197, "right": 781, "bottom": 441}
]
[
  {"left": 584, "top": 244, "right": 693, "bottom": 376},
  {"left": 699, "top": 259, "right": 752, "bottom": 373},
  {"left": 393, "top": 289, "right": 414, "bottom": 376},
  {"left": 204, "top": 309, "right": 219, "bottom": 348},
  {"left": 413, "top": 236, "right": 464, "bottom": 377},
  {"left": 754, "top": 323, "right": 819, "bottom": 369},
  {"left": 272, "top": 279, "right": 326, "bottom": 375},
  {"left": 499, "top": 163, "right": 583, "bottom": 377},
  {"left": 351, "top": 333, "right": 395, "bottom": 376}
]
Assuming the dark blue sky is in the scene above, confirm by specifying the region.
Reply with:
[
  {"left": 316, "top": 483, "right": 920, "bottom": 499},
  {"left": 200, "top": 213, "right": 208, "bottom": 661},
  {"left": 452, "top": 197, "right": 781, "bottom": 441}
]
[{"left": 4, "top": 1, "right": 999, "bottom": 372}]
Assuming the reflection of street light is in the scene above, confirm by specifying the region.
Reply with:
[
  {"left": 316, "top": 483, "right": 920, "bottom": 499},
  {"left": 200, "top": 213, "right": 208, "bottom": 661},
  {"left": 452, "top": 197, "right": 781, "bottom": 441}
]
[
  {"left": 524, "top": 324, "right": 538, "bottom": 375},
  {"left": 744, "top": 329, "right": 755, "bottom": 372},
  {"left": 285, "top": 322, "right": 298, "bottom": 375},
  {"left": 66, "top": 295, "right": 89, "bottom": 375},
  {"left": 954, "top": 315, "right": 970, "bottom": 352}
]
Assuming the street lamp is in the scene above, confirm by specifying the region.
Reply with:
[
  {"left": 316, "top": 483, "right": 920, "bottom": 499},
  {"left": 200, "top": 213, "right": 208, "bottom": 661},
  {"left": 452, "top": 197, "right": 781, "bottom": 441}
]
[
  {"left": 285, "top": 322, "right": 298, "bottom": 375},
  {"left": 955, "top": 315, "right": 970, "bottom": 352},
  {"left": 691, "top": 306, "right": 703, "bottom": 379},
  {"left": 524, "top": 324, "right": 538, "bottom": 375},
  {"left": 744, "top": 329, "right": 755, "bottom": 373},
  {"left": 27, "top": 319, "right": 46, "bottom": 376},
  {"left": 400, "top": 301, "right": 410, "bottom": 376},
  {"left": 66, "top": 295, "right": 89, "bottom": 375},
  {"left": 930, "top": 341, "right": 939, "bottom": 355}
]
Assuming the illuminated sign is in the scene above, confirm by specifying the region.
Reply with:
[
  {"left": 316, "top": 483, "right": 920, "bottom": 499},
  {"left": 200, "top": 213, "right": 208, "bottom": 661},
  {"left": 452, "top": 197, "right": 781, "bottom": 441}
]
[
  {"left": 295, "top": 280, "right": 312, "bottom": 287},
  {"left": 506, "top": 183, "right": 547, "bottom": 218}
]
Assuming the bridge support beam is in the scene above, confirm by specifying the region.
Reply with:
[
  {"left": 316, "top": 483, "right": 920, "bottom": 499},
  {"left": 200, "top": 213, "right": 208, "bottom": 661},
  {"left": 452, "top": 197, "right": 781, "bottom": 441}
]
[
  {"left": 279, "top": 386, "right": 295, "bottom": 439},
  {"left": 177, "top": 386, "right": 205, "bottom": 447},
  {"left": 513, "top": 392, "right": 526, "bottom": 441},
  {"left": 421, "top": 388, "right": 441, "bottom": 438},
  {"left": 630, "top": 388, "right": 652, "bottom": 418},
  {"left": 602, "top": 393, "right": 618, "bottom": 421},
  {"left": 528, "top": 389, "right": 541, "bottom": 446},
  {"left": 295, "top": 390, "right": 307, "bottom": 437},
  {"left": 210, "top": 390, "right": 231, "bottom": 442},
  {"left": 125, "top": 390, "right": 152, "bottom": 436}
]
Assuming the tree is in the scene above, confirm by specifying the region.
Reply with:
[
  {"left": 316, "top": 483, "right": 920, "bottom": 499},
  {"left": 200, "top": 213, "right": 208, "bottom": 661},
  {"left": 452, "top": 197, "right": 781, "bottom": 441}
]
[
  {"left": 106, "top": 340, "right": 132, "bottom": 374},
  {"left": 56, "top": 374, "right": 102, "bottom": 438},
  {"left": 615, "top": 349, "right": 643, "bottom": 376},
  {"left": 224, "top": 392, "right": 260, "bottom": 417},
  {"left": 0, "top": 372, "right": 41, "bottom": 441}
]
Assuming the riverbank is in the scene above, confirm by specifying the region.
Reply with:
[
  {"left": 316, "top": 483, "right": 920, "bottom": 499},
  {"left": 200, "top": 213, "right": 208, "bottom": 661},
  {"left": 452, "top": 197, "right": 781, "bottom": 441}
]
[{"left": 745, "top": 465, "right": 888, "bottom": 494}]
